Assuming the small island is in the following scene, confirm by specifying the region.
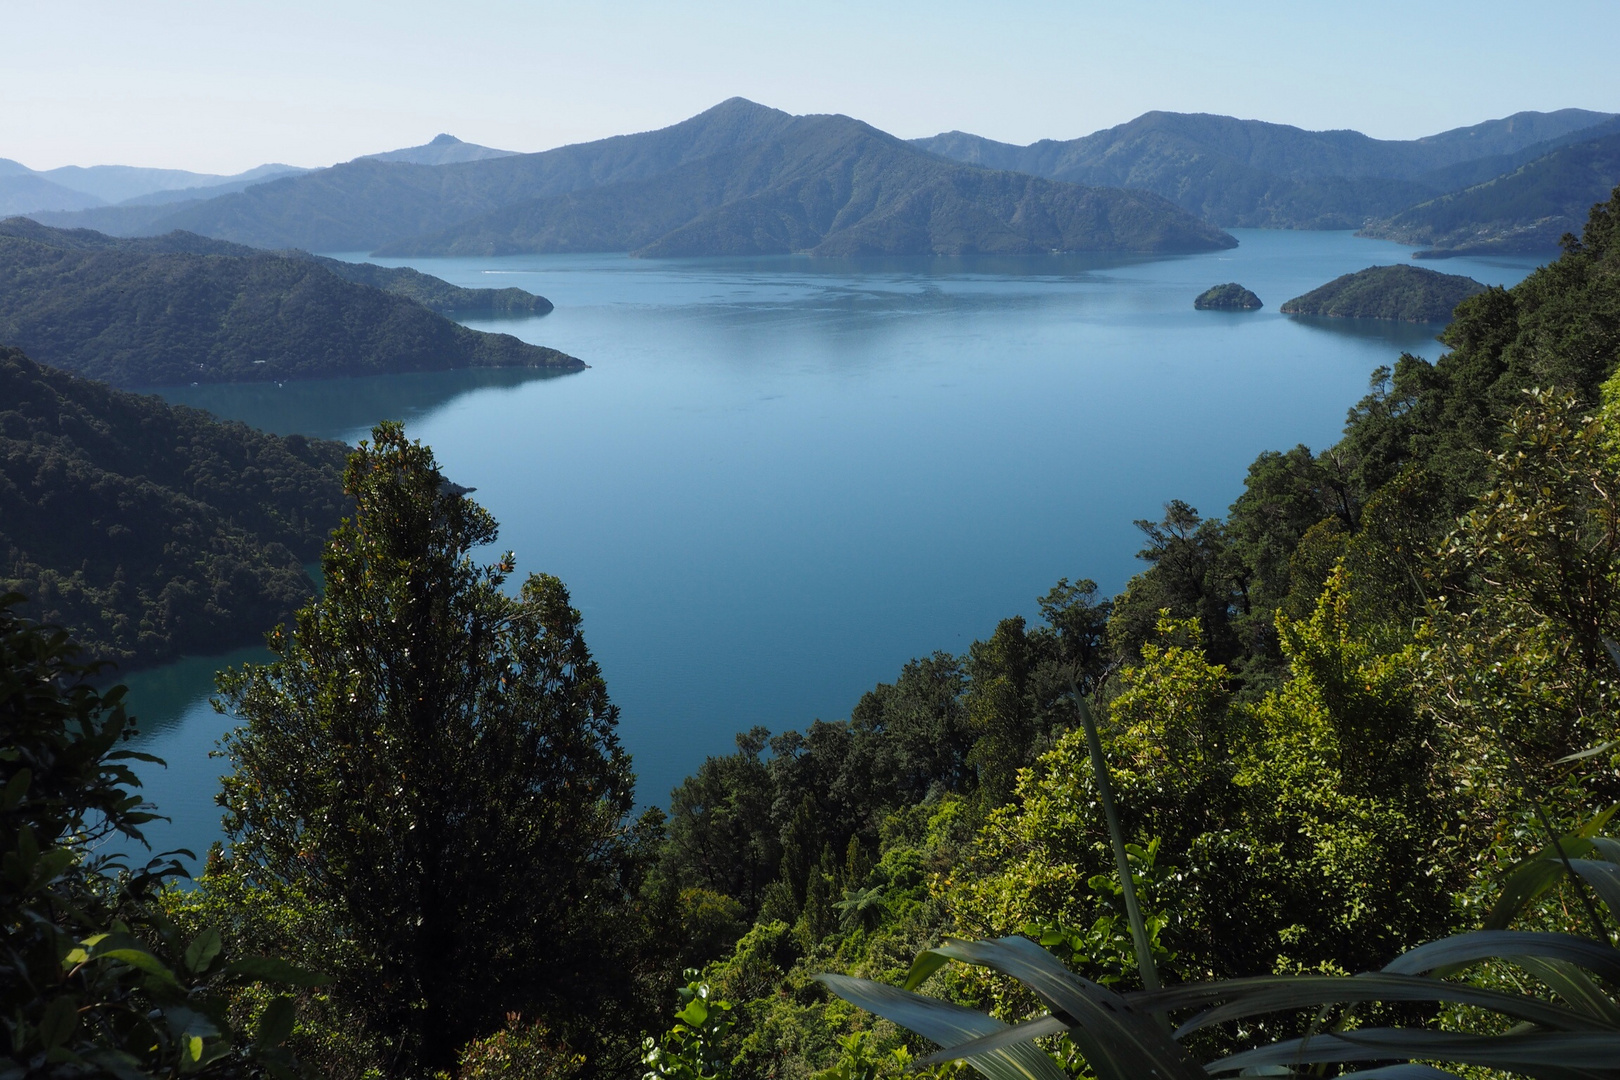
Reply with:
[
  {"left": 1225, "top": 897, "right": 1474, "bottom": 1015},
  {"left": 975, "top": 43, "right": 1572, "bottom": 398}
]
[
  {"left": 1280, "top": 264, "right": 1486, "bottom": 322},
  {"left": 1194, "top": 283, "right": 1263, "bottom": 310}
]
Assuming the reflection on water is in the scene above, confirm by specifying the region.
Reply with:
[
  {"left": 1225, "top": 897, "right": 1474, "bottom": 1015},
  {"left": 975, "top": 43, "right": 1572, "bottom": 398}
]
[
  {"left": 155, "top": 367, "right": 578, "bottom": 442},
  {"left": 1285, "top": 313, "right": 1447, "bottom": 354},
  {"left": 112, "top": 645, "right": 270, "bottom": 864},
  {"left": 126, "top": 230, "right": 1549, "bottom": 859}
]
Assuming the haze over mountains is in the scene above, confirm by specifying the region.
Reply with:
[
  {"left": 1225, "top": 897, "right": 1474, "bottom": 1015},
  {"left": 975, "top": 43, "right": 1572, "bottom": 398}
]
[
  {"left": 15, "top": 100, "right": 1620, "bottom": 259},
  {"left": 0, "top": 157, "right": 311, "bottom": 217},
  {"left": 912, "top": 109, "right": 1620, "bottom": 235}
]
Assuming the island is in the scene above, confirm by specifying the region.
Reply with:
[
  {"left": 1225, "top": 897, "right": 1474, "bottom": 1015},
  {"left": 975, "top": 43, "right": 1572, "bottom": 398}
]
[
  {"left": 1280, "top": 264, "right": 1486, "bottom": 322},
  {"left": 1194, "top": 283, "right": 1263, "bottom": 309}
]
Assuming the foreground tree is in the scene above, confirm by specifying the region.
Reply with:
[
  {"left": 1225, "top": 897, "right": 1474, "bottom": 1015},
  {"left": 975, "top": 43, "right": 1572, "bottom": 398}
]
[{"left": 216, "top": 422, "right": 639, "bottom": 1074}]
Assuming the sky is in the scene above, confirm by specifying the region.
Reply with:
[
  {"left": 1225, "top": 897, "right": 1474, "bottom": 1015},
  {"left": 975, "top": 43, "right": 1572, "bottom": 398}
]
[{"left": 4, "top": 0, "right": 1618, "bottom": 174}]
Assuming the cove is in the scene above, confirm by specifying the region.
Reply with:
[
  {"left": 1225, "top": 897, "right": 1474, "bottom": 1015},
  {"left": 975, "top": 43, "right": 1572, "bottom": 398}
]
[{"left": 125, "top": 230, "right": 1544, "bottom": 862}]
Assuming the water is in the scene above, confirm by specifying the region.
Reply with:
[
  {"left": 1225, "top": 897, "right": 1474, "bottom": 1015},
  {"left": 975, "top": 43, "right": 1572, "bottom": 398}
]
[{"left": 122, "top": 230, "right": 1545, "bottom": 863}]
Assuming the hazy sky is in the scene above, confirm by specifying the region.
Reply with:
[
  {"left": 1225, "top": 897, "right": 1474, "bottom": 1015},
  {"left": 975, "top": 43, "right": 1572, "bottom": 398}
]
[{"left": 5, "top": 0, "right": 1617, "bottom": 173}]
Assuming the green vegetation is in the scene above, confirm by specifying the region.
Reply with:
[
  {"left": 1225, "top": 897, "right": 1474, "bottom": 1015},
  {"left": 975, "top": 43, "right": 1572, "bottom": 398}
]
[
  {"left": 1361, "top": 130, "right": 1620, "bottom": 255},
  {"left": 1192, "top": 283, "right": 1261, "bottom": 310},
  {"left": 0, "top": 346, "right": 351, "bottom": 667},
  {"left": 1280, "top": 263, "right": 1486, "bottom": 321},
  {"left": 0, "top": 593, "right": 321, "bottom": 1079},
  {"left": 11, "top": 185, "right": 1620, "bottom": 1080},
  {"left": 0, "top": 221, "right": 577, "bottom": 386},
  {"left": 210, "top": 423, "right": 652, "bottom": 1077}
]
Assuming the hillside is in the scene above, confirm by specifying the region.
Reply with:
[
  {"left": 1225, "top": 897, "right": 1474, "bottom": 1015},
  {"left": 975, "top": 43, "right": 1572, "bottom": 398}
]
[
  {"left": 32, "top": 99, "right": 1234, "bottom": 257},
  {"left": 911, "top": 109, "right": 1618, "bottom": 229},
  {"left": 0, "top": 346, "right": 352, "bottom": 666},
  {"left": 0, "top": 221, "right": 577, "bottom": 386},
  {"left": 378, "top": 111, "right": 1236, "bottom": 257},
  {"left": 1280, "top": 264, "right": 1486, "bottom": 321},
  {"left": 1359, "top": 132, "right": 1620, "bottom": 256}
]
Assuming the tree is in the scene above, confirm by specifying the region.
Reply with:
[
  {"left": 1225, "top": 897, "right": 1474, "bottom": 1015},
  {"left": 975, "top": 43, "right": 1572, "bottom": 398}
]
[
  {"left": 215, "top": 422, "right": 638, "bottom": 1073},
  {"left": 1, "top": 593, "right": 313, "bottom": 1079}
]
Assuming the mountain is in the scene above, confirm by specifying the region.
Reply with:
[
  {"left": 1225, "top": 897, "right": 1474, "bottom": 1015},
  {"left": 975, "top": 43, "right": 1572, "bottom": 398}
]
[
  {"left": 377, "top": 111, "right": 1238, "bottom": 258},
  {"left": 112, "top": 164, "right": 314, "bottom": 208},
  {"left": 1359, "top": 135, "right": 1620, "bottom": 256},
  {"left": 0, "top": 345, "right": 352, "bottom": 666},
  {"left": 33, "top": 99, "right": 1235, "bottom": 257},
  {"left": 0, "top": 157, "right": 310, "bottom": 216},
  {"left": 0, "top": 220, "right": 578, "bottom": 386},
  {"left": 1280, "top": 264, "right": 1486, "bottom": 321},
  {"left": 356, "top": 133, "right": 518, "bottom": 165},
  {"left": 0, "top": 163, "right": 104, "bottom": 217},
  {"left": 911, "top": 109, "right": 1618, "bottom": 229}
]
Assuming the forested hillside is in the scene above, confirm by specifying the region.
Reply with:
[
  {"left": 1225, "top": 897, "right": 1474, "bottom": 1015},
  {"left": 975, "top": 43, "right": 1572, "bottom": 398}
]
[
  {"left": 0, "top": 347, "right": 351, "bottom": 666},
  {"left": 12, "top": 185, "right": 1620, "bottom": 1080},
  {"left": 1360, "top": 130, "right": 1620, "bottom": 255},
  {"left": 912, "top": 108, "right": 1619, "bottom": 230},
  {"left": 0, "top": 220, "right": 576, "bottom": 385},
  {"left": 34, "top": 100, "right": 1235, "bottom": 257}
]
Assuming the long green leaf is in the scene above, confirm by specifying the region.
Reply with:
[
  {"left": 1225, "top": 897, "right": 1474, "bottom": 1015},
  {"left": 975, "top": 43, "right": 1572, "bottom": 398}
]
[
  {"left": 1337, "top": 1068, "right": 1465, "bottom": 1080},
  {"left": 1383, "top": 931, "right": 1620, "bottom": 982},
  {"left": 1567, "top": 859, "right": 1620, "bottom": 928},
  {"left": 1509, "top": 957, "right": 1620, "bottom": 1027},
  {"left": 1209, "top": 1029, "right": 1620, "bottom": 1077},
  {"left": 814, "top": 974, "right": 1067, "bottom": 1080},
  {"left": 1125, "top": 972, "right": 1603, "bottom": 1035},
  {"left": 925, "top": 937, "right": 1205, "bottom": 1080},
  {"left": 912, "top": 1016, "right": 1071, "bottom": 1068}
]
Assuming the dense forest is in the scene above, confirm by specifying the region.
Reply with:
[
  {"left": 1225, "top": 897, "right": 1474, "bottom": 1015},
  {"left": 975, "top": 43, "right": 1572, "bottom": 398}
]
[
  {"left": 7, "top": 186, "right": 1620, "bottom": 1080},
  {"left": 0, "top": 220, "right": 576, "bottom": 386},
  {"left": 0, "top": 347, "right": 351, "bottom": 665},
  {"left": 1279, "top": 264, "right": 1486, "bottom": 321}
]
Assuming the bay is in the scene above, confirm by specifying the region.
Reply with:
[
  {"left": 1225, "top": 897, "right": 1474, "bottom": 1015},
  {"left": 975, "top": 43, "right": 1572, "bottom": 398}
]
[{"left": 124, "top": 230, "right": 1543, "bottom": 863}]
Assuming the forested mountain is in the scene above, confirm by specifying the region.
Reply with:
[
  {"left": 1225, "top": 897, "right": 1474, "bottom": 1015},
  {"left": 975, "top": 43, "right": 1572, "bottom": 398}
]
[
  {"left": 356, "top": 132, "right": 518, "bottom": 165},
  {"left": 1280, "top": 264, "right": 1486, "bottom": 320},
  {"left": 33, "top": 99, "right": 1235, "bottom": 256},
  {"left": 378, "top": 111, "right": 1237, "bottom": 257},
  {"left": 0, "top": 220, "right": 574, "bottom": 385},
  {"left": 911, "top": 108, "right": 1618, "bottom": 229},
  {"left": 0, "top": 346, "right": 351, "bottom": 666},
  {"left": 1359, "top": 131, "right": 1620, "bottom": 255}
]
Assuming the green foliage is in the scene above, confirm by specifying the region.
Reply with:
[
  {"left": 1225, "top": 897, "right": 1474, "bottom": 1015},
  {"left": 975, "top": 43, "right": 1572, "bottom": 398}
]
[
  {"left": 1191, "top": 283, "right": 1261, "bottom": 310},
  {"left": 0, "top": 347, "right": 349, "bottom": 666},
  {"left": 642, "top": 979, "right": 736, "bottom": 1080},
  {"left": 0, "top": 222, "right": 580, "bottom": 386},
  {"left": 215, "top": 422, "right": 642, "bottom": 1074},
  {"left": 0, "top": 594, "right": 318, "bottom": 1079},
  {"left": 451, "top": 1016, "right": 584, "bottom": 1080},
  {"left": 1279, "top": 263, "right": 1486, "bottom": 322}
]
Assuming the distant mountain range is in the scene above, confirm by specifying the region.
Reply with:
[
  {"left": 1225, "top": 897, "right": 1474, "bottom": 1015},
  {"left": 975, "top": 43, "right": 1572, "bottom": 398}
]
[
  {"left": 17, "top": 102, "right": 1620, "bottom": 259},
  {"left": 0, "top": 157, "right": 311, "bottom": 217},
  {"left": 29, "top": 100, "right": 1236, "bottom": 257},
  {"left": 0, "top": 219, "right": 576, "bottom": 386},
  {"left": 911, "top": 109, "right": 1619, "bottom": 232}
]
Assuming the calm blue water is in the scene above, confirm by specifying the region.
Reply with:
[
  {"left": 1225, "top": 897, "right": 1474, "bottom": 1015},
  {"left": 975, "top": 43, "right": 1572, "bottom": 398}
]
[{"left": 119, "top": 231, "right": 1544, "bottom": 863}]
